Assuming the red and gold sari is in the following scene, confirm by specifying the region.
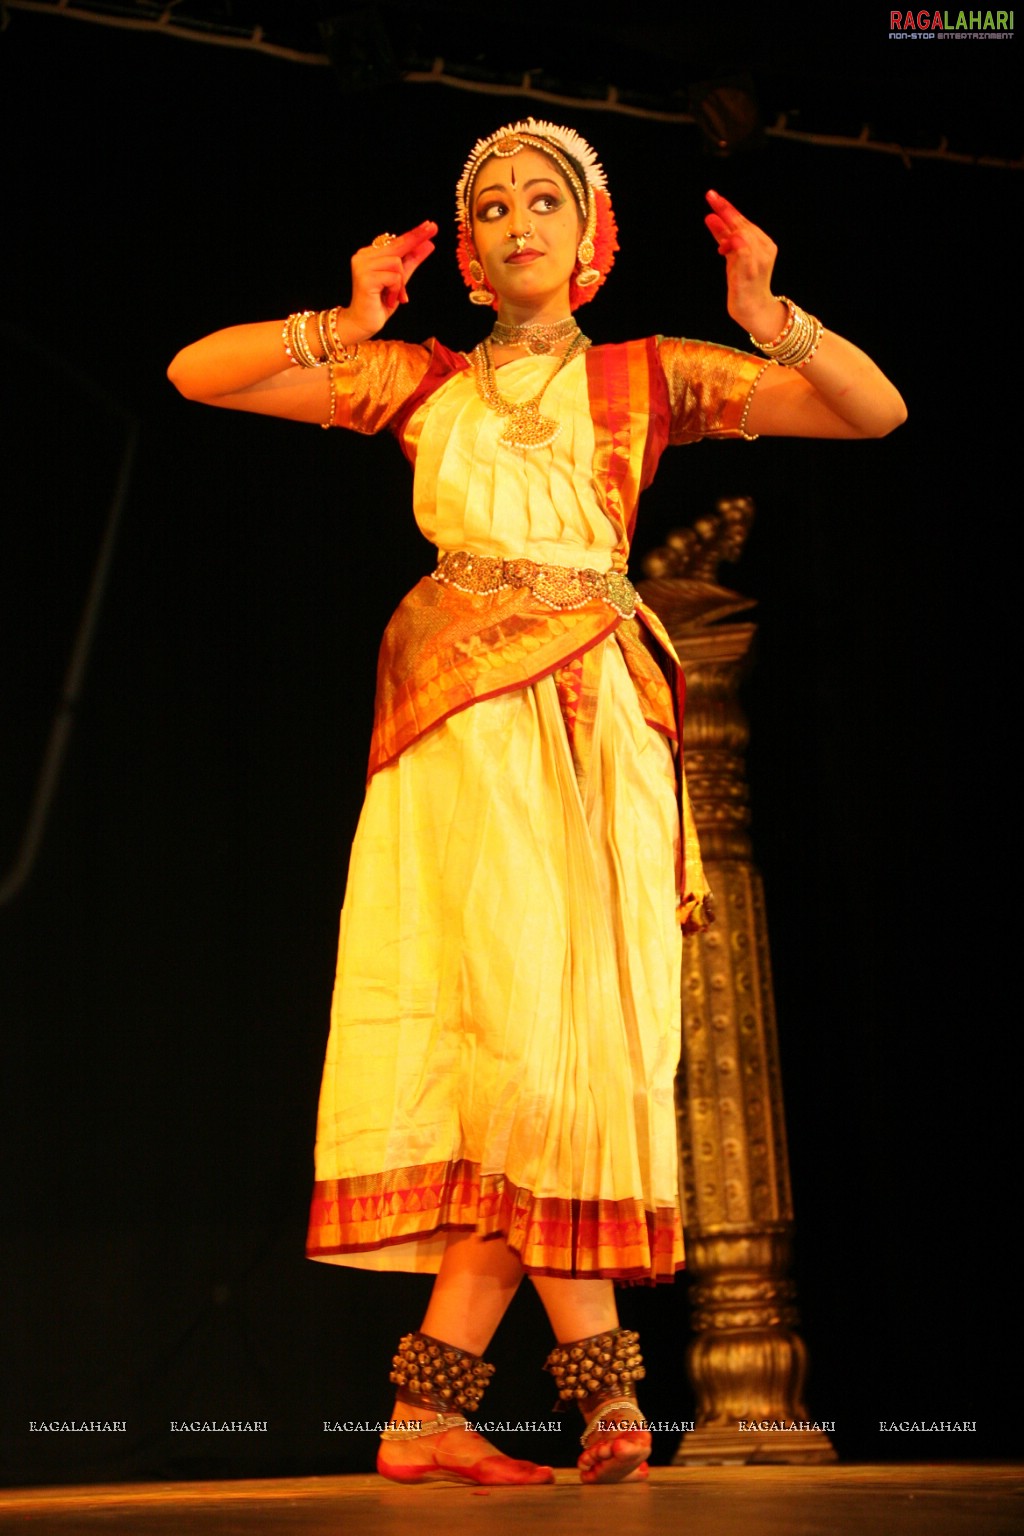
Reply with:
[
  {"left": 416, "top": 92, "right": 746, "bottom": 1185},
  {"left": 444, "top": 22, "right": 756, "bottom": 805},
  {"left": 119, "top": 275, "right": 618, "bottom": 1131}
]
[{"left": 307, "top": 336, "right": 764, "bottom": 1281}]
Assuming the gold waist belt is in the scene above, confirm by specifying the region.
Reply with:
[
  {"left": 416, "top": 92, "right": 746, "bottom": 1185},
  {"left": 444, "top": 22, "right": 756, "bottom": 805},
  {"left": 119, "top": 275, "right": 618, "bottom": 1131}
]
[{"left": 432, "top": 550, "right": 637, "bottom": 618}]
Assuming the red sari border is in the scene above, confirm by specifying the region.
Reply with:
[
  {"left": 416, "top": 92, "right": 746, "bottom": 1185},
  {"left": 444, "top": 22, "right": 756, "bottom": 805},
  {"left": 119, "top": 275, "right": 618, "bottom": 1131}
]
[{"left": 307, "top": 1158, "right": 684, "bottom": 1284}]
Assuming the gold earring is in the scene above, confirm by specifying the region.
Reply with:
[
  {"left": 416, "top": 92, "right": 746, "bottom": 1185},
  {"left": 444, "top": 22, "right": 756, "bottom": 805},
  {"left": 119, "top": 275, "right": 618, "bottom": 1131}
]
[
  {"left": 575, "top": 235, "right": 599, "bottom": 288},
  {"left": 468, "top": 257, "right": 493, "bottom": 305}
]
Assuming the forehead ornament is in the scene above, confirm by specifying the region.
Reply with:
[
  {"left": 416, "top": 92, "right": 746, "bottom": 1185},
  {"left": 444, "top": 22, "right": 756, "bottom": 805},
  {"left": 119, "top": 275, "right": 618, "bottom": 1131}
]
[{"left": 456, "top": 118, "right": 607, "bottom": 230}]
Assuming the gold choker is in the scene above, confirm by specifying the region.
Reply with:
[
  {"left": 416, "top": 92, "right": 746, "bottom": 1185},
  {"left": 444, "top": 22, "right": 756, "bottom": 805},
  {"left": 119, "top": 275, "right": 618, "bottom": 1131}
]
[{"left": 489, "top": 317, "right": 581, "bottom": 356}]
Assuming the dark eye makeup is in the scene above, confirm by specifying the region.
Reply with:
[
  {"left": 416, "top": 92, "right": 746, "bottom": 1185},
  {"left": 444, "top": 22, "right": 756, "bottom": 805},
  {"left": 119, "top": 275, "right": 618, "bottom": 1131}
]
[{"left": 475, "top": 191, "right": 566, "bottom": 223}]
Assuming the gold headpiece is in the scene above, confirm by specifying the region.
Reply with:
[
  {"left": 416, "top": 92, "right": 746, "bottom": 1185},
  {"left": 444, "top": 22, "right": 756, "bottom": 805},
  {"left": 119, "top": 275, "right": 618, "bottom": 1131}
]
[{"left": 456, "top": 118, "right": 607, "bottom": 230}]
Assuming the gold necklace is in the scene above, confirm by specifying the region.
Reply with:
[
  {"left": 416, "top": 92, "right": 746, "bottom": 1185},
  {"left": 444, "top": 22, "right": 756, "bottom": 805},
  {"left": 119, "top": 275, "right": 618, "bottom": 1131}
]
[
  {"left": 489, "top": 316, "right": 581, "bottom": 356},
  {"left": 471, "top": 332, "right": 590, "bottom": 451}
]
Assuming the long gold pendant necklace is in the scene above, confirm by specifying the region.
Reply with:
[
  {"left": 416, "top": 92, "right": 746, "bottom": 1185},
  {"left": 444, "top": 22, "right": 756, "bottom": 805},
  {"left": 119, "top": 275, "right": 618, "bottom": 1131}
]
[{"left": 471, "top": 329, "right": 590, "bottom": 452}]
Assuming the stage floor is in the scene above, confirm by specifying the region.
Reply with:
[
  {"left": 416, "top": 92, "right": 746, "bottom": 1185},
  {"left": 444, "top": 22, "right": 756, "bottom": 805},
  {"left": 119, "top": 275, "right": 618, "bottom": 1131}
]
[{"left": 1, "top": 1465, "right": 1021, "bottom": 1535}]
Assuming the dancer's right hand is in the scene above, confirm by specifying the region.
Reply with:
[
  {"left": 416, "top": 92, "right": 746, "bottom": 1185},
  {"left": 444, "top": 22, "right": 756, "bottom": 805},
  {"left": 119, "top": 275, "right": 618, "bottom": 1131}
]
[{"left": 347, "top": 221, "right": 437, "bottom": 334}]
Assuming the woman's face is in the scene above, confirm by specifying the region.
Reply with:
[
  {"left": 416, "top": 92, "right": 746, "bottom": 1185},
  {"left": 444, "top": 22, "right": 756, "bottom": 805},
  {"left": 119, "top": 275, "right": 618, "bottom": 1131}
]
[{"left": 470, "top": 148, "right": 582, "bottom": 313}]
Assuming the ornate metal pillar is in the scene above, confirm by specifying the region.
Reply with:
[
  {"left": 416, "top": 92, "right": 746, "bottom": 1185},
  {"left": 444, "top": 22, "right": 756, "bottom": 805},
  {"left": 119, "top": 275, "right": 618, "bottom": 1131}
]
[{"left": 639, "top": 498, "right": 836, "bottom": 1465}]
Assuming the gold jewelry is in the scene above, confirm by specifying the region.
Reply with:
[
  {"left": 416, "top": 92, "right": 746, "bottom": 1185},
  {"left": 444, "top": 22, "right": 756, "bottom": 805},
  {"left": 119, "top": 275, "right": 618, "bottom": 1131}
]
[
  {"left": 311, "top": 307, "right": 361, "bottom": 364},
  {"left": 750, "top": 297, "right": 824, "bottom": 368},
  {"left": 737, "top": 359, "right": 775, "bottom": 441},
  {"left": 757, "top": 298, "right": 796, "bottom": 351},
  {"left": 388, "top": 1332, "right": 495, "bottom": 1416},
  {"left": 282, "top": 310, "right": 323, "bottom": 369},
  {"left": 284, "top": 308, "right": 361, "bottom": 377},
  {"left": 467, "top": 257, "right": 492, "bottom": 306},
  {"left": 490, "top": 316, "right": 580, "bottom": 355},
  {"left": 320, "top": 360, "right": 337, "bottom": 430},
  {"left": 326, "top": 305, "right": 342, "bottom": 357},
  {"left": 371, "top": 232, "right": 397, "bottom": 248},
  {"left": 325, "top": 306, "right": 350, "bottom": 362},
  {"left": 575, "top": 234, "right": 600, "bottom": 288},
  {"left": 457, "top": 120, "right": 607, "bottom": 233},
  {"left": 471, "top": 330, "right": 590, "bottom": 451},
  {"left": 316, "top": 308, "right": 333, "bottom": 361},
  {"left": 507, "top": 221, "right": 535, "bottom": 253},
  {"left": 433, "top": 551, "right": 637, "bottom": 618},
  {"left": 791, "top": 318, "right": 823, "bottom": 368}
]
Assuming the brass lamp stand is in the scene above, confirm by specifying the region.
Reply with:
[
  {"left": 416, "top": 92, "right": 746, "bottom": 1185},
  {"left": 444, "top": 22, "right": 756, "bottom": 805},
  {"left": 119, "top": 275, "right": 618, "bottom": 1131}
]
[{"left": 640, "top": 498, "right": 836, "bottom": 1466}]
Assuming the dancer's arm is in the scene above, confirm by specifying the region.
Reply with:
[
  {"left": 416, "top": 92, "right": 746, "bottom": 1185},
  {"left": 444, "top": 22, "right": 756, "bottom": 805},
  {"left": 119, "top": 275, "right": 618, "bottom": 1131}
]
[
  {"left": 704, "top": 191, "right": 906, "bottom": 439},
  {"left": 166, "top": 221, "right": 437, "bottom": 422}
]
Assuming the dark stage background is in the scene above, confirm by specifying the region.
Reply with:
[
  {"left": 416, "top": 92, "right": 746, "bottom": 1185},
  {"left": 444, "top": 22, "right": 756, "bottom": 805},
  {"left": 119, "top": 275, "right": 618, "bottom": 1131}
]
[{"left": 1, "top": 5, "right": 1019, "bottom": 1486}]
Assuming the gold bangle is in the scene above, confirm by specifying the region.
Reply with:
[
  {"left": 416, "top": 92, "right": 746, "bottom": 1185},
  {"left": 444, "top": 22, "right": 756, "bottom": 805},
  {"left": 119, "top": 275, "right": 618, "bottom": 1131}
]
[
  {"left": 284, "top": 310, "right": 323, "bottom": 369},
  {"left": 316, "top": 308, "right": 333, "bottom": 363},
  {"left": 792, "top": 320, "right": 825, "bottom": 368},
  {"left": 751, "top": 296, "right": 795, "bottom": 352},
  {"left": 752, "top": 300, "right": 822, "bottom": 368},
  {"left": 773, "top": 313, "right": 821, "bottom": 367},
  {"left": 320, "top": 306, "right": 340, "bottom": 362},
  {"left": 281, "top": 311, "right": 309, "bottom": 368},
  {"left": 333, "top": 310, "right": 363, "bottom": 363},
  {"left": 326, "top": 305, "right": 343, "bottom": 360},
  {"left": 295, "top": 310, "right": 322, "bottom": 368},
  {"left": 285, "top": 311, "right": 304, "bottom": 366}
]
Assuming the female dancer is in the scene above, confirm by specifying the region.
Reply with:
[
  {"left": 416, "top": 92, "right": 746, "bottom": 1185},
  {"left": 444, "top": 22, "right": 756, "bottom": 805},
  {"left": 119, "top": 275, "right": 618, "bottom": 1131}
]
[{"left": 168, "top": 118, "right": 904, "bottom": 1486}]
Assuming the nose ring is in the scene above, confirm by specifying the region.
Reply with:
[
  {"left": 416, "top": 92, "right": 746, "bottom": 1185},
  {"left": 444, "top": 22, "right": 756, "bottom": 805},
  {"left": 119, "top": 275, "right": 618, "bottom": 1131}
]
[{"left": 507, "top": 222, "right": 535, "bottom": 253}]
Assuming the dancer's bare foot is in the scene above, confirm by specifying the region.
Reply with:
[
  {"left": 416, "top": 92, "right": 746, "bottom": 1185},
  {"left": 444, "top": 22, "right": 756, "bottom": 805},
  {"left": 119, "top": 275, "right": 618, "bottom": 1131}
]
[
  {"left": 377, "top": 1414, "right": 555, "bottom": 1486},
  {"left": 577, "top": 1397, "right": 651, "bottom": 1485}
]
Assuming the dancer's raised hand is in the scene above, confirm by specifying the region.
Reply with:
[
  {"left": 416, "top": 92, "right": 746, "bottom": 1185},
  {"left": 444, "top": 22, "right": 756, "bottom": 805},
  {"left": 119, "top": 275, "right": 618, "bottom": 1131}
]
[
  {"left": 704, "top": 190, "right": 785, "bottom": 342},
  {"left": 347, "top": 220, "right": 438, "bottom": 335}
]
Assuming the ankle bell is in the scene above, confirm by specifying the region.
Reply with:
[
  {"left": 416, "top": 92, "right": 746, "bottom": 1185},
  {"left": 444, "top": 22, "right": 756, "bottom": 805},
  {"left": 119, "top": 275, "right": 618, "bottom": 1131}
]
[
  {"left": 389, "top": 1331, "right": 495, "bottom": 1415},
  {"left": 543, "top": 1327, "right": 645, "bottom": 1403}
]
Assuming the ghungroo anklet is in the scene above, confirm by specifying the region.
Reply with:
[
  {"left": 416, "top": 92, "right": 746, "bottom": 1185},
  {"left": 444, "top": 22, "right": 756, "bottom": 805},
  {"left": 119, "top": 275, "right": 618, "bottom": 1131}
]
[
  {"left": 543, "top": 1328, "right": 645, "bottom": 1403},
  {"left": 389, "top": 1332, "right": 495, "bottom": 1415}
]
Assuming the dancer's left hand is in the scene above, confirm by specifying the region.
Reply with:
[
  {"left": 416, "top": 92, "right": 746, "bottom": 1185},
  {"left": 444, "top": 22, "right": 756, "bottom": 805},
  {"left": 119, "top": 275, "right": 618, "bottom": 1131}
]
[{"left": 704, "top": 190, "right": 786, "bottom": 343}]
